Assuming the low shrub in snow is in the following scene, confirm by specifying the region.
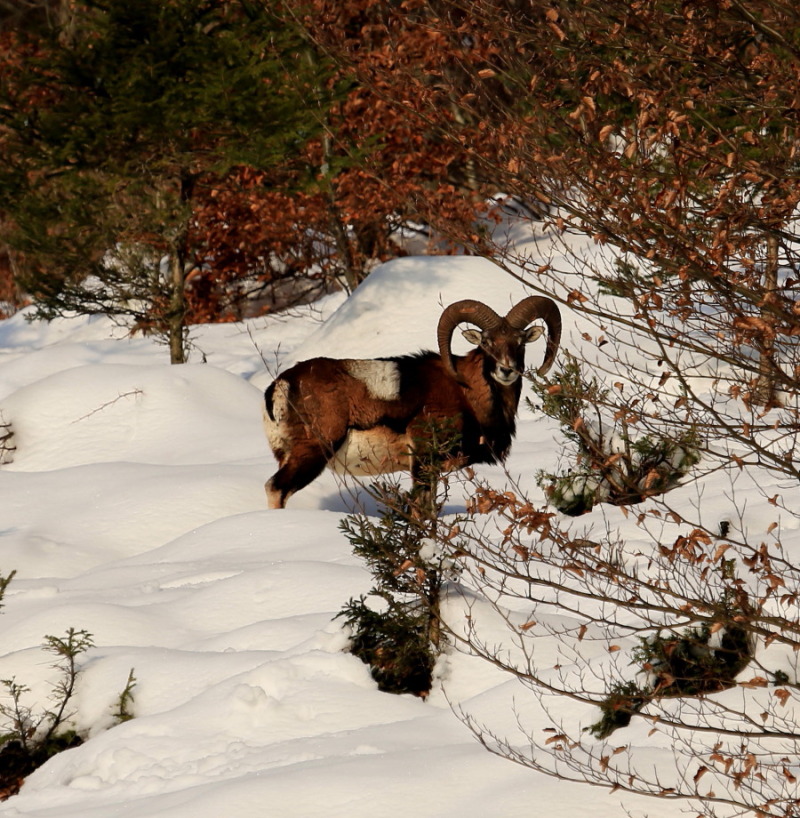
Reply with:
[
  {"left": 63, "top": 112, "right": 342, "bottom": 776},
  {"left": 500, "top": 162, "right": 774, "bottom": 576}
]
[
  {"left": 0, "top": 573, "right": 136, "bottom": 800},
  {"left": 530, "top": 355, "right": 701, "bottom": 515},
  {"left": 588, "top": 599, "right": 754, "bottom": 739},
  {"left": 336, "top": 425, "right": 460, "bottom": 697},
  {"left": 0, "top": 627, "right": 92, "bottom": 798},
  {"left": 0, "top": 410, "right": 14, "bottom": 465}
]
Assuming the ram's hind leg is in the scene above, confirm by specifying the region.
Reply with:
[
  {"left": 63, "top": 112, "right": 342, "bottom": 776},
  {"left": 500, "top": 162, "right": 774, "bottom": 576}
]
[
  {"left": 265, "top": 473, "right": 289, "bottom": 510},
  {"left": 265, "top": 439, "right": 332, "bottom": 509}
]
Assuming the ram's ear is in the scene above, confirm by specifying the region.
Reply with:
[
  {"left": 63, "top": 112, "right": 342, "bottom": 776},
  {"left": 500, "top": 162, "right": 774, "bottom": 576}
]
[
  {"left": 524, "top": 325, "right": 544, "bottom": 343},
  {"left": 461, "top": 328, "right": 483, "bottom": 346}
]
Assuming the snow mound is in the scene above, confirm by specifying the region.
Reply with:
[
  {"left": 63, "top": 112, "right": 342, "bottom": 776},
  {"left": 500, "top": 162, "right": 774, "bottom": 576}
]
[
  {"left": 1, "top": 363, "right": 263, "bottom": 470},
  {"left": 287, "top": 255, "right": 538, "bottom": 365}
]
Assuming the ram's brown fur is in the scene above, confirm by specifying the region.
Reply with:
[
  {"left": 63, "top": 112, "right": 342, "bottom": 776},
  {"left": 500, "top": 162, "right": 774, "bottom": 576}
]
[{"left": 263, "top": 297, "right": 561, "bottom": 508}]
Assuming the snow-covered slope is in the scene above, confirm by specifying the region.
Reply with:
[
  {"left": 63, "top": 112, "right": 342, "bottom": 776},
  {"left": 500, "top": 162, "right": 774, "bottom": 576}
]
[{"left": 0, "top": 245, "right": 733, "bottom": 818}]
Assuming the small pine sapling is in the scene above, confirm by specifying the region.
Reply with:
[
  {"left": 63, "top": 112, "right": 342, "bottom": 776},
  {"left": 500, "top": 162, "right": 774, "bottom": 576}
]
[
  {"left": 337, "top": 420, "right": 460, "bottom": 696},
  {"left": 0, "top": 571, "right": 14, "bottom": 611},
  {"left": 1, "top": 628, "right": 94, "bottom": 756},
  {"left": 0, "top": 628, "right": 93, "bottom": 799},
  {"left": 0, "top": 575, "right": 137, "bottom": 800},
  {"left": 113, "top": 669, "right": 137, "bottom": 725},
  {"left": 338, "top": 490, "right": 449, "bottom": 696},
  {"left": 0, "top": 411, "right": 14, "bottom": 465}
]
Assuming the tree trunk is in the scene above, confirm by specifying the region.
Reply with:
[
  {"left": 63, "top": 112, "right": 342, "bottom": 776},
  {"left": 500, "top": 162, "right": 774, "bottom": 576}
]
[
  {"left": 320, "top": 130, "right": 362, "bottom": 293},
  {"left": 753, "top": 233, "right": 781, "bottom": 407},
  {"left": 167, "top": 243, "right": 187, "bottom": 365},
  {"left": 166, "top": 173, "right": 196, "bottom": 365}
]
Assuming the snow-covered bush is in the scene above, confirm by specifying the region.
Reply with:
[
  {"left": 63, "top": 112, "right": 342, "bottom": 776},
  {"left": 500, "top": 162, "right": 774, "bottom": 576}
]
[
  {"left": 336, "top": 423, "right": 461, "bottom": 696},
  {"left": 531, "top": 355, "right": 701, "bottom": 515},
  {"left": 0, "top": 627, "right": 92, "bottom": 799},
  {"left": 337, "top": 491, "right": 445, "bottom": 697},
  {"left": 588, "top": 608, "right": 754, "bottom": 739}
]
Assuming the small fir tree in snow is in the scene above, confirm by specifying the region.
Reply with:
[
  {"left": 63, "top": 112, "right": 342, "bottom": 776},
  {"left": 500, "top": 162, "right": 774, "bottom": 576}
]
[
  {"left": 0, "top": 627, "right": 92, "bottom": 799},
  {"left": 337, "top": 496, "right": 445, "bottom": 697},
  {"left": 0, "top": 574, "right": 136, "bottom": 799},
  {"left": 588, "top": 594, "right": 754, "bottom": 739},
  {"left": 337, "top": 423, "right": 461, "bottom": 696}
]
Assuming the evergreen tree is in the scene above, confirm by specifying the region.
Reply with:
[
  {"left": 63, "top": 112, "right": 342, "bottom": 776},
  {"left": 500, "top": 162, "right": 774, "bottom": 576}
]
[{"left": 0, "top": 0, "right": 332, "bottom": 362}]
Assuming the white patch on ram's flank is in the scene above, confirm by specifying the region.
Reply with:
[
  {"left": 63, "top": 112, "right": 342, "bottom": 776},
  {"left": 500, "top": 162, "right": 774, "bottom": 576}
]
[
  {"left": 329, "top": 428, "right": 412, "bottom": 476},
  {"left": 262, "top": 379, "right": 291, "bottom": 459},
  {"left": 343, "top": 359, "right": 401, "bottom": 401}
]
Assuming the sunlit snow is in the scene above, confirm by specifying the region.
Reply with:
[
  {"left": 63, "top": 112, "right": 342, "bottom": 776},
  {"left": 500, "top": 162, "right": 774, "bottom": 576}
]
[{"left": 0, "top": 231, "right": 781, "bottom": 817}]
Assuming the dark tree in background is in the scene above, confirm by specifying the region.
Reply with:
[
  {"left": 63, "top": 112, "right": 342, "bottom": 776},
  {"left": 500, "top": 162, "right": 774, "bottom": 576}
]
[
  {"left": 0, "top": 0, "right": 517, "bottom": 346},
  {"left": 0, "top": 0, "right": 332, "bottom": 362}
]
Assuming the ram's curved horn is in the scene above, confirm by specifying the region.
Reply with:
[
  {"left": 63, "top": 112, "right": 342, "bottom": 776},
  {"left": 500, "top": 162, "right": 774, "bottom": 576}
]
[
  {"left": 437, "top": 300, "right": 502, "bottom": 381},
  {"left": 505, "top": 296, "right": 562, "bottom": 375}
]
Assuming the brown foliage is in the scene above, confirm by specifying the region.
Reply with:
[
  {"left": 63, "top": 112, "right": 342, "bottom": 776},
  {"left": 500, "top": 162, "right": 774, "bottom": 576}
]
[
  {"left": 188, "top": 0, "right": 527, "bottom": 316},
  {"left": 1, "top": 1, "right": 507, "bottom": 330},
  {"left": 184, "top": 0, "right": 519, "bottom": 320}
]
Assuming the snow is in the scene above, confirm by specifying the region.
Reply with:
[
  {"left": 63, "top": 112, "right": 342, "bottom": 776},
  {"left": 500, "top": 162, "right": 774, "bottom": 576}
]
[
  {"left": 0, "top": 234, "right": 778, "bottom": 817},
  {"left": 285, "top": 255, "right": 533, "bottom": 366}
]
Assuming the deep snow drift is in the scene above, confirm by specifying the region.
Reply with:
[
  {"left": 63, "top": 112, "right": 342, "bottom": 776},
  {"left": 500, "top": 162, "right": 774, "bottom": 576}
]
[{"left": 0, "top": 240, "right": 784, "bottom": 817}]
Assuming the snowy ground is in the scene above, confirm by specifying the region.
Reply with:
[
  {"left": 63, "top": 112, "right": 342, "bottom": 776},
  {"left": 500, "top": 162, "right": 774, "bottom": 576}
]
[{"left": 0, "top": 236, "right": 781, "bottom": 817}]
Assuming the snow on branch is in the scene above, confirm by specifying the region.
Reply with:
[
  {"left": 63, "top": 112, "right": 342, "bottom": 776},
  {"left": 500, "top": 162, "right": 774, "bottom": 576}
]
[{"left": 0, "top": 410, "right": 14, "bottom": 466}]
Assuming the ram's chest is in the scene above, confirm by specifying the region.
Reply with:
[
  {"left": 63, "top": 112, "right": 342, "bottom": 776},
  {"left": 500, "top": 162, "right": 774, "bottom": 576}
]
[
  {"left": 462, "top": 372, "right": 518, "bottom": 426},
  {"left": 328, "top": 427, "right": 412, "bottom": 476}
]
